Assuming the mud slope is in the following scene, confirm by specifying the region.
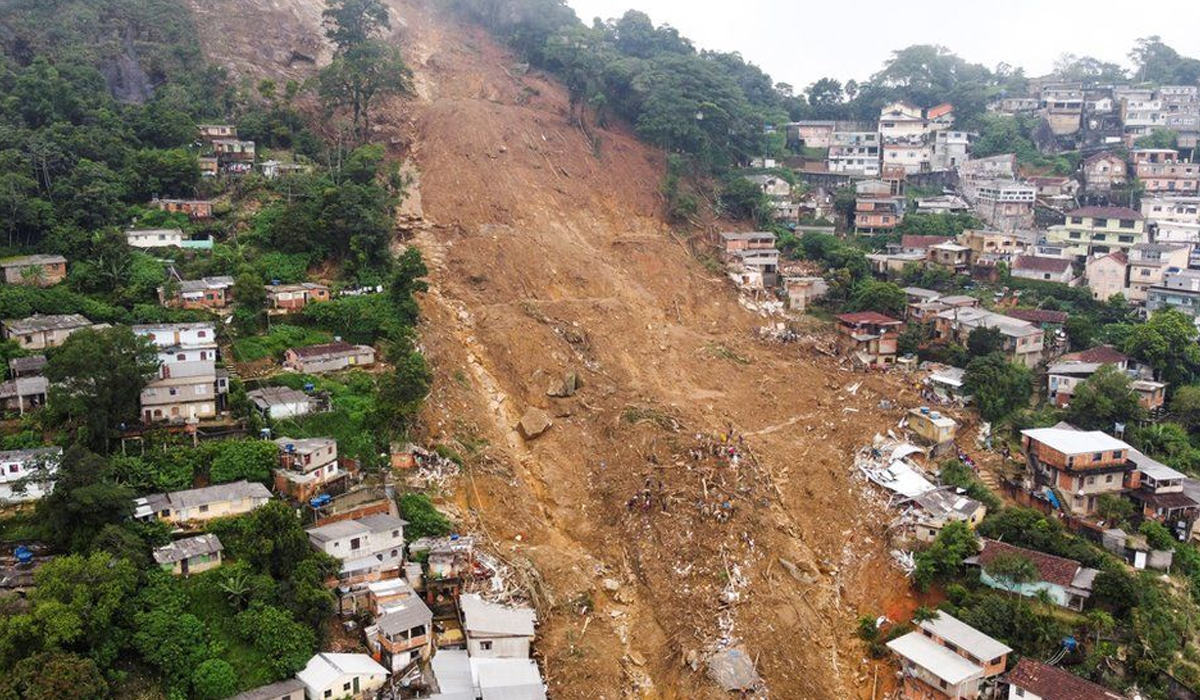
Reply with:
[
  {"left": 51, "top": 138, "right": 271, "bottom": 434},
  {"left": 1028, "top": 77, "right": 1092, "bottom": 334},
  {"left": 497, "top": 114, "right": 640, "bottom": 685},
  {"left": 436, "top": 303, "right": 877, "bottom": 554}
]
[{"left": 189, "top": 1, "right": 926, "bottom": 696}]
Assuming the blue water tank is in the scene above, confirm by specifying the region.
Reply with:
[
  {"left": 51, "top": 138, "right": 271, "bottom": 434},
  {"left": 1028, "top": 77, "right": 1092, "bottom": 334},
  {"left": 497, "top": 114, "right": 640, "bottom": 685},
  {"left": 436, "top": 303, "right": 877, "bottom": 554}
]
[{"left": 14, "top": 546, "right": 33, "bottom": 565}]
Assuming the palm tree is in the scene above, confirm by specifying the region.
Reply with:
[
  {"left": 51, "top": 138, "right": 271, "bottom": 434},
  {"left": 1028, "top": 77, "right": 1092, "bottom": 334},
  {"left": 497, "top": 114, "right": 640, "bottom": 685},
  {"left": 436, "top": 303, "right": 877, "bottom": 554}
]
[
  {"left": 912, "top": 606, "right": 938, "bottom": 624},
  {"left": 218, "top": 569, "right": 252, "bottom": 611},
  {"left": 19, "top": 264, "right": 46, "bottom": 286}
]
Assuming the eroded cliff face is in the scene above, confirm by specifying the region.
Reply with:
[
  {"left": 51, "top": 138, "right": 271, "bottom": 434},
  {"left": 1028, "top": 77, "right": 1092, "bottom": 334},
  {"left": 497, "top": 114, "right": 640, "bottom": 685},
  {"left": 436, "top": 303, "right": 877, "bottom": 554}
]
[{"left": 188, "top": 2, "right": 924, "bottom": 696}]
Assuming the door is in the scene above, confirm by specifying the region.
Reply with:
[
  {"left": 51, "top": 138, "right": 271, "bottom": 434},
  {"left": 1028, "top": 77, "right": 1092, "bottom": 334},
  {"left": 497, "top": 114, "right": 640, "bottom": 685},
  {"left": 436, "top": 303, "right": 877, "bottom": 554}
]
[
  {"left": 352, "top": 677, "right": 359, "bottom": 695},
  {"left": 180, "top": 557, "right": 189, "bottom": 576}
]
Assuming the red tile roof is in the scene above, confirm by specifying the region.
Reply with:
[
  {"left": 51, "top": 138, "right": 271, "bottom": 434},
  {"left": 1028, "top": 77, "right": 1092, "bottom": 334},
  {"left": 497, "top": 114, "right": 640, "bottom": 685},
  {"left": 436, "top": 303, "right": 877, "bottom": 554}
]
[
  {"left": 835, "top": 311, "right": 901, "bottom": 326},
  {"left": 1014, "top": 255, "right": 1072, "bottom": 273},
  {"left": 1008, "top": 308, "right": 1069, "bottom": 325},
  {"left": 1067, "top": 206, "right": 1143, "bottom": 221},
  {"left": 1005, "top": 658, "right": 1124, "bottom": 700},
  {"left": 1063, "top": 345, "right": 1129, "bottom": 365},
  {"left": 978, "top": 539, "right": 1081, "bottom": 588},
  {"left": 927, "top": 103, "right": 954, "bottom": 119},
  {"left": 901, "top": 235, "right": 953, "bottom": 250}
]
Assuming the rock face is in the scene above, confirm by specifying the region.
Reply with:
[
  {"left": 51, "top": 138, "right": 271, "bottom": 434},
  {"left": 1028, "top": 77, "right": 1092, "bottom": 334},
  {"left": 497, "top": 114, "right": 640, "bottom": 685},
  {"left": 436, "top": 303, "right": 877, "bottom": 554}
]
[{"left": 518, "top": 408, "right": 552, "bottom": 440}]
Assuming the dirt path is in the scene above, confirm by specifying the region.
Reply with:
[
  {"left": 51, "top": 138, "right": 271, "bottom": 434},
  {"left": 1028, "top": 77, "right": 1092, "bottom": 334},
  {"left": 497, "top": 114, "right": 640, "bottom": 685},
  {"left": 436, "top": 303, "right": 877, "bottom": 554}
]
[{"left": 187, "top": 1, "right": 929, "bottom": 696}]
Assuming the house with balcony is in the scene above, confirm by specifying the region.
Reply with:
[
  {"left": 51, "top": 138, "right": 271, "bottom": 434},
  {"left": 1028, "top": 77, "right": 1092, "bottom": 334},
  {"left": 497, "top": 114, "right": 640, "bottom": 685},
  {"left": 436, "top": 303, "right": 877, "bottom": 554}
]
[
  {"left": 198, "top": 124, "right": 236, "bottom": 140},
  {"left": 1121, "top": 97, "right": 1163, "bottom": 143},
  {"left": 969, "top": 539, "right": 1099, "bottom": 611},
  {"left": 366, "top": 595, "right": 433, "bottom": 671},
  {"left": 275, "top": 436, "right": 344, "bottom": 501},
  {"left": 1021, "top": 426, "right": 1137, "bottom": 517},
  {"left": 834, "top": 312, "right": 901, "bottom": 368},
  {"left": 888, "top": 611, "right": 1010, "bottom": 700},
  {"left": 1046, "top": 206, "right": 1146, "bottom": 259},
  {"left": 1128, "top": 450, "right": 1200, "bottom": 540},
  {"left": 1132, "top": 149, "right": 1199, "bottom": 195},
  {"left": 827, "top": 131, "right": 881, "bottom": 176},
  {"left": 887, "top": 611, "right": 1011, "bottom": 699},
  {"left": 931, "top": 130, "right": 971, "bottom": 171},
  {"left": 718, "top": 231, "right": 776, "bottom": 258},
  {"left": 1126, "top": 243, "right": 1190, "bottom": 303}
]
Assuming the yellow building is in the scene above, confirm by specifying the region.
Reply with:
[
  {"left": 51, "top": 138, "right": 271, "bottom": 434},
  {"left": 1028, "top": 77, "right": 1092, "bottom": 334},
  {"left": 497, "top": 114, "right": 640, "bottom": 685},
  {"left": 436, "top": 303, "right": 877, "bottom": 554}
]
[
  {"left": 1046, "top": 206, "right": 1147, "bottom": 258},
  {"left": 153, "top": 534, "right": 223, "bottom": 576},
  {"left": 907, "top": 407, "right": 958, "bottom": 447}
]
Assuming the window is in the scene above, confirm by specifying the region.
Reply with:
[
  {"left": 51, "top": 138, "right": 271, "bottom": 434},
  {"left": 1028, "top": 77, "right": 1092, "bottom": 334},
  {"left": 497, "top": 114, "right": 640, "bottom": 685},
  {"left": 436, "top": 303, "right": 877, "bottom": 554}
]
[
  {"left": 480, "top": 641, "right": 493, "bottom": 651},
  {"left": 199, "top": 504, "right": 209, "bottom": 513},
  {"left": 1093, "top": 452, "right": 1103, "bottom": 462},
  {"left": 1086, "top": 476, "right": 1095, "bottom": 485},
  {"left": 1120, "top": 219, "right": 1136, "bottom": 229},
  {"left": 1106, "top": 474, "right": 1115, "bottom": 483},
  {"left": 350, "top": 537, "right": 361, "bottom": 550},
  {"left": 176, "top": 353, "right": 186, "bottom": 361},
  {"left": 343, "top": 683, "right": 351, "bottom": 692},
  {"left": 1015, "top": 689, "right": 1026, "bottom": 697},
  {"left": 324, "top": 691, "right": 332, "bottom": 699}
]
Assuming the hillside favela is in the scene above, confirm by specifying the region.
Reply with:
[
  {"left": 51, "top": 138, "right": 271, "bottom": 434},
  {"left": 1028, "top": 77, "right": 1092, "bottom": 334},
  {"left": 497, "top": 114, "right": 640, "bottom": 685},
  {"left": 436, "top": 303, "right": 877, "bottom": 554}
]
[{"left": 3, "top": 0, "right": 1200, "bottom": 698}]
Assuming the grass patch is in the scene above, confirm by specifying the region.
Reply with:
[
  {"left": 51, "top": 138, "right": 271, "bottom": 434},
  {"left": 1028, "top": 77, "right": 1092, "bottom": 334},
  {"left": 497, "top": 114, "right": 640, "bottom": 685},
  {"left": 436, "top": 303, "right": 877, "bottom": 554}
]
[
  {"left": 0, "top": 509, "right": 40, "bottom": 543},
  {"left": 705, "top": 342, "right": 751, "bottom": 365},
  {"left": 232, "top": 324, "right": 331, "bottom": 362},
  {"left": 181, "top": 571, "right": 278, "bottom": 691},
  {"left": 268, "top": 371, "right": 381, "bottom": 467}
]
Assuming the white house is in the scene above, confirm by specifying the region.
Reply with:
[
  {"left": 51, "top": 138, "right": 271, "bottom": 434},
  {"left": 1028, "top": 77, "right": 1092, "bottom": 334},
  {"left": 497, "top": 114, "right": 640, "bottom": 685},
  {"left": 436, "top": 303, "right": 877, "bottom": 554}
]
[
  {"left": 126, "top": 228, "right": 185, "bottom": 248},
  {"left": 296, "top": 653, "right": 388, "bottom": 700},
  {"left": 0, "top": 447, "right": 60, "bottom": 503},
  {"left": 248, "top": 386, "right": 315, "bottom": 420},
  {"left": 306, "top": 513, "right": 407, "bottom": 576},
  {"left": 460, "top": 593, "right": 537, "bottom": 659}
]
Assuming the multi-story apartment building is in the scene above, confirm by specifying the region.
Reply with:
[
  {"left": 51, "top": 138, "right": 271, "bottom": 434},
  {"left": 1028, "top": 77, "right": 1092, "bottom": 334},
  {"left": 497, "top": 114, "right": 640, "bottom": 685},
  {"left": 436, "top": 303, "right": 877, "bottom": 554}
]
[
  {"left": 1046, "top": 206, "right": 1147, "bottom": 258},
  {"left": 972, "top": 180, "right": 1036, "bottom": 232},
  {"left": 1131, "top": 149, "right": 1200, "bottom": 195},
  {"left": 887, "top": 611, "right": 1011, "bottom": 700},
  {"left": 1126, "top": 243, "right": 1191, "bottom": 303},
  {"left": 1147, "top": 268, "right": 1200, "bottom": 318},
  {"left": 1121, "top": 97, "right": 1164, "bottom": 143},
  {"left": 275, "top": 436, "right": 343, "bottom": 500},
  {"left": 827, "top": 131, "right": 880, "bottom": 176},
  {"left": 1021, "top": 427, "right": 1137, "bottom": 517},
  {"left": 1160, "top": 85, "right": 1200, "bottom": 147},
  {"left": 134, "top": 323, "right": 227, "bottom": 424}
]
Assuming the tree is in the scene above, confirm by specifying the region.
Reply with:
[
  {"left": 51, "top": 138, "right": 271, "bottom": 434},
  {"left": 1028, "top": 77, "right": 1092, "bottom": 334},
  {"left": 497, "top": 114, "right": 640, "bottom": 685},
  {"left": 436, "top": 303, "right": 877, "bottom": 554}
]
[
  {"left": 1170, "top": 385, "right": 1200, "bottom": 430},
  {"left": 0, "top": 651, "right": 109, "bottom": 700},
  {"left": 45, "top": 327, "right": 159, "bottom": 453},
  {"left": 398, "top": 492, "right": 453, "bottom": 540},
  {"left": 1095, "top": 493, "right": 1136, "bottom": 528},
  {"left": 323, "top": 0, "right": 390, "bottom": 51},
  {"left": 390, "top": 247, "right": 429, "bottom": 325},
  {"left": 318, "top": 40, "right": 412, "bottom": 140},
  {"left": 805, "top": 78, "right": 843, "bottom": 108},
  {"left": 719, "top": 177, "right": 772, "bottom": 224},
  {"left": 375, "top": 350, "right": 431, "bottom": 433},
  {"left": 963, "top": 353, "right": 1032, "bottom": 423},
  {"left": 1132, "top": 422, "right": 1199, "bottom": 474},
  {"left": 132, "top": 605, "right": 211, "bottom": 688},
  {"left": 191, "top": 659, "right": 238, "bottom": 700},
  {"left": 846, "top": 279, "right": 905, "bottom": 317},
  {"left": 984, "top": 553, "right": 1038, "bottom": 589},
  {"left": 207, "top": 501, "right": 314, "bottom": 580},
  {"left": 1125, "top": 309, "right": 1200, "bottom": 387},
  {"left": 966, "top": 326, "right": 1003, "bottom": 358},
  {"left": 234, "top": 605, "right": 316, "bottom": 678},
  {"left": 232, "top": 271, "right": 267, "bottom": 333},
  {"left": 1066, "top": 364, "right": 1143, "bottom": 431},
  {"left": 209, "top": 439, "right": 277, "bottom": 484},
  {"left": 913, "top": 521, "right": 978, "bottom": 591},
  {"left": 28, "top": 553, "right": 139, "bottom": 668},
  {"left": 36, "top": 447, "right": 134, "bottom": 552}
]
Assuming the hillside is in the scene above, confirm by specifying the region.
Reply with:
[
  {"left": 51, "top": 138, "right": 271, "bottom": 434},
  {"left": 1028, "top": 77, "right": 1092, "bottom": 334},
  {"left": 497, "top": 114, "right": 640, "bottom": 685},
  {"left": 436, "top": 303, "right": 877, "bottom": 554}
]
[{"left": 184, "top": 0, "right": 928, "bottom": 696}]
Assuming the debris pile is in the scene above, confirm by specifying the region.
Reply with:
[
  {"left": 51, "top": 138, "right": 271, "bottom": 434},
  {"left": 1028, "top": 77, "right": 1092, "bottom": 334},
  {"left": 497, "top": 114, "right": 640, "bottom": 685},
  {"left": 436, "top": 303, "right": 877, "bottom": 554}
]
[{"left": 397, "top": 444, "right": 462, "bottom": 491}]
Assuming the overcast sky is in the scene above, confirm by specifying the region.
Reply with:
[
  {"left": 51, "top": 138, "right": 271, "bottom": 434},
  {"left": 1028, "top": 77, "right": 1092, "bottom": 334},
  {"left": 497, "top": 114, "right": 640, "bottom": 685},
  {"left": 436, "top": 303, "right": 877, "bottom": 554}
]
[{"left": 566, "top": 0, "right": 1200, "bottom": 91}]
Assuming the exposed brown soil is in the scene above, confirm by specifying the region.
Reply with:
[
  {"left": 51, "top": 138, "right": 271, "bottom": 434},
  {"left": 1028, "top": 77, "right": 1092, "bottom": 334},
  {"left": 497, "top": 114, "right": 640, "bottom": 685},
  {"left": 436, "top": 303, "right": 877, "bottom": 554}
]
[{"left": 187, "top": 1, "right": 932, "bottom": 696}]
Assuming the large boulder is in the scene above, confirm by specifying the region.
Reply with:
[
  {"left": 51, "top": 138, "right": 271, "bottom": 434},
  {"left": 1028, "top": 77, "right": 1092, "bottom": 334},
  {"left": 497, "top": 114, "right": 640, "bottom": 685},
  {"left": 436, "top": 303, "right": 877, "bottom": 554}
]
[{"left": 518, "top": 408, "right": 552, "bottom": 439}]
